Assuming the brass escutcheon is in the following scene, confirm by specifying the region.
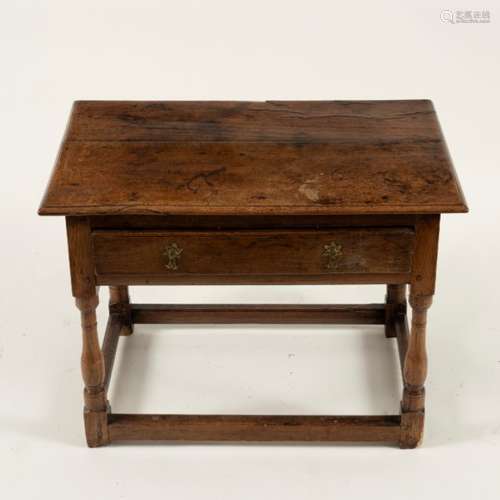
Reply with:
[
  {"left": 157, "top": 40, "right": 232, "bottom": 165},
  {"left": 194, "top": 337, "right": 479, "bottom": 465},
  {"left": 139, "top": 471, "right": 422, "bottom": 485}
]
[
  {"left": 163, "top": 242, "right": 183, "bottom": 270},
  {"left": 322, "top": 241, "right": 342, "bottom": 270}
]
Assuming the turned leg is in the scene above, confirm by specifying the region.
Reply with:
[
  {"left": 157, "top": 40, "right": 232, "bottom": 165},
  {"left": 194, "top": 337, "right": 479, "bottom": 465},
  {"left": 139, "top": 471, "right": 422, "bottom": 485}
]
[
  {"left": 76, "top": 294, "right": 110, "bottom": 447},
  {"left": 400, "top": 215, "right": 440, "bottom": 448},
  {"left": 66, "top": 217, "right": 110, "bottom": 447},
  {"left": 385, "top": 284, "right": 406, "bottom": 338},
  {"left": 109, "top": 286, "right": 133, "bottom": 336},
  {"left": 400, "top": 294, "right": 432, "bottom": 448}
]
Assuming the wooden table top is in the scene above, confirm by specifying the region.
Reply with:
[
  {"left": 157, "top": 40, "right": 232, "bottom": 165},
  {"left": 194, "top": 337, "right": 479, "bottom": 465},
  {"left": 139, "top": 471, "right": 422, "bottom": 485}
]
[{"left": 39, "top": 100, "right": 467, "bottom": 216}]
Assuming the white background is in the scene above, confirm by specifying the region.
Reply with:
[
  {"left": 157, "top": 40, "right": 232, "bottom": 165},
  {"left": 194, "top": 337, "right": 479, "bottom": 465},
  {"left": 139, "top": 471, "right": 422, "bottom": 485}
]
[{"left": 1, "top": 1, "right": 499, "bottom": 498}]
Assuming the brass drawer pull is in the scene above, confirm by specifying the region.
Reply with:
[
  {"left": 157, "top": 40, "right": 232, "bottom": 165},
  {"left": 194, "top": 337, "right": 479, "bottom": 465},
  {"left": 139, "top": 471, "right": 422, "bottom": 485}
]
[
  {"left": 322, "top": 241, "right": 342, "bottom": 270},
  {"left": 163, "top": 242, "right": 183, "bottom": 270}
]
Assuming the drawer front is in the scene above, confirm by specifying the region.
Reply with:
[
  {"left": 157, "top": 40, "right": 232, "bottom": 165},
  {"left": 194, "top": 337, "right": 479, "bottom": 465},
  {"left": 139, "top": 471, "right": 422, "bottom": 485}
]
[{"left": 92, "top": 228, "right": 414, "bottom": 280}]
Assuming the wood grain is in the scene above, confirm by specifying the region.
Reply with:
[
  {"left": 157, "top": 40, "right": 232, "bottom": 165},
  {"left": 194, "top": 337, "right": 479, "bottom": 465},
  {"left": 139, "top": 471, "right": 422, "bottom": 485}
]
[
  {"left": 395, "top": 312, "right": 410, "bottom": 379},
  {"left": 76, "top": 294, "right": 109, "bottom": 447},
  {"left": 131, "top": 303, "right": 386, "bottom": 325},
  {"left": 92, "top": 228, "right": 415, "bottom": 278},
  {"left": 109, "top": 285, "right": 133, "bottom": 336},
  {"left": 108, "top": 414, "right": 402, "bottom": 442},
  {"left": 66, "top": 217, "right": 96, "bottom": 298},
  {"left": 101, "top": 315, "right": 121, "bottom": 392},
  {"left": 89, "top": 214, "right": 418, "bottom": 230},
  {"left": 96, "top": 273, "right": 411, "bottom": 286},
  {"left": 65, "top": 100, "right": 444, "bottom": 143},
  {"left": 39, "top": 102, "right": 468, "bottom": 448},
  {"left": 410, "top": 215, "right": 440, "bottom": 297},
  {"left": 39, "top": 100, "right": 468, "bottom": 216},
  {"left": 400, "top": 215, "right": 440, "bottom": 448},
  {"left": 385, "top": 284, "right": 407, "bottom": 338}
]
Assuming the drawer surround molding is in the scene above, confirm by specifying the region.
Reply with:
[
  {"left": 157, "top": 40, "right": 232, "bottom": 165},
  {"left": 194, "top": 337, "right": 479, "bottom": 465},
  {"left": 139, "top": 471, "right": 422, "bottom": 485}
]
[{"left": 92, "top": 227, "right": 415, "bottom": 282}]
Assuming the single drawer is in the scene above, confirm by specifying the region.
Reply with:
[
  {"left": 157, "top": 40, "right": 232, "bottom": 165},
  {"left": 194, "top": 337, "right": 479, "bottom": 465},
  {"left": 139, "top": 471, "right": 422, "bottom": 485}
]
[{"left": 92, "top": 228, "right": 414, "bottom": 282}]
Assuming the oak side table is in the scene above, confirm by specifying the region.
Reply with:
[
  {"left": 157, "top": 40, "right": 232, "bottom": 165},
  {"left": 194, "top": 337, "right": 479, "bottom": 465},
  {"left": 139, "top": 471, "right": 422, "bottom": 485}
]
[{"left": 39, "top": 100, "right": 468, "bottom": 448}]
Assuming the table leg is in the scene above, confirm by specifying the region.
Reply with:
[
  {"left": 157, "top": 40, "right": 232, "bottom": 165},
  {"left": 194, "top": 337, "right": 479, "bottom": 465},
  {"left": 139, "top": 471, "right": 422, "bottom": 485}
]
[
  {"left": 66, "top": 217, "right": 110, "bottom": 447},
  {"left": 76, "top": 293, "right": 109, "bottom": 447},
  {"left": 400, "top": 293, "right": 432, "bottom": 448},
  {"left": 109, "top": 286, "right": 133, "bottom": 336},
  {"left": 400, "top": 214, "right": 439, "bottom": 448},
  {"left": 385, "top": 284, "right": 406, "bottom": 338}
]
